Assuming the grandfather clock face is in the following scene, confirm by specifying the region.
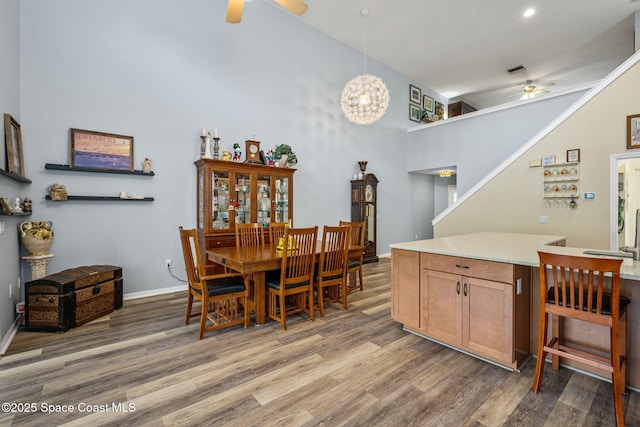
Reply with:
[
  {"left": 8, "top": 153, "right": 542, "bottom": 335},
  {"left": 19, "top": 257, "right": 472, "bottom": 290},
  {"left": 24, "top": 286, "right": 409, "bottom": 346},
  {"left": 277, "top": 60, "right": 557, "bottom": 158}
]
[{"left": 365, "top": 184, "right": 374, "bottom": 202}]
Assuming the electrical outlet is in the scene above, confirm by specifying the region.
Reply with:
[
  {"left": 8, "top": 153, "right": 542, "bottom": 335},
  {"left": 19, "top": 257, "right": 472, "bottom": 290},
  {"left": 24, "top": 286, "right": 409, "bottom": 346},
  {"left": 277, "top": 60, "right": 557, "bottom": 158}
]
[{"left": 165, "top": 259, "right": 172, "bottom": 268}]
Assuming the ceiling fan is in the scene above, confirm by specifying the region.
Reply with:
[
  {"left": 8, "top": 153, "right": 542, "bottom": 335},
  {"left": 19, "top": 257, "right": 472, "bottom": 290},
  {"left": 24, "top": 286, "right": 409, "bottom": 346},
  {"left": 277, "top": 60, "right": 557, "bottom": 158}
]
[
  {"left": 226, "top": 0, "right": 308, "bottom": 24},
  {"left": 518, "top": 80, "right": 554, "bottom": 100}
]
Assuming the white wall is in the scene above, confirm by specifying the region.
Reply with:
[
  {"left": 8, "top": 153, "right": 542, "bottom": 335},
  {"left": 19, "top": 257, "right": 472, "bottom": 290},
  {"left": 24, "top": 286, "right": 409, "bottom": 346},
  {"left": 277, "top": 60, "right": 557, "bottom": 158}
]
[{"left": 0, "top": 0, "right": 22, "bottom": 351}]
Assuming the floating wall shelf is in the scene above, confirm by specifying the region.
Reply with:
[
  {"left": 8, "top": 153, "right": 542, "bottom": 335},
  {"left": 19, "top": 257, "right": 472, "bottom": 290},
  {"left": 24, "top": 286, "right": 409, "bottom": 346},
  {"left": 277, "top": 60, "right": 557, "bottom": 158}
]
[
  {"left": 0, "top": 168, "right": 32, "bottom": 183},
  {"left": 44, "top": 163, "right": 154, "bottom": 176},
  {"left": 45, "top": 195, "right": 154, "bottom": 202}
]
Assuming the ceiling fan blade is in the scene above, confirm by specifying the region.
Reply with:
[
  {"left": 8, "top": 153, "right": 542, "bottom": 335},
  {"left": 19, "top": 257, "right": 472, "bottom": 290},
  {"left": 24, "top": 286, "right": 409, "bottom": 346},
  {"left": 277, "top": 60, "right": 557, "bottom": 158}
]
[
  {"left": 226, "top": 0, "right": 244, "bottom": 23},
  {"left": 275, "top": 0, "right": 308, "bottom": 16}
]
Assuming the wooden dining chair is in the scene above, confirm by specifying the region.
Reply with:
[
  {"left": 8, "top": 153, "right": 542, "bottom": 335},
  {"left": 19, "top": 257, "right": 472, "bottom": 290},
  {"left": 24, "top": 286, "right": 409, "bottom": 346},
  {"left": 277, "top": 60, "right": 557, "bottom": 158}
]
[
  {"left": 532, "top": 251, "right": 630, "bottom": 426},
  {"left": 268, "top": 222, "right": 288, "bottom": 245},
  {"left": 315, "top": 225, "right": 351, "bottom": 317},
  {"left": 266, "top": 226, "right": 318, "bottom": 330},
  {"left": 179, "top": 227, "right": 249, "bottom": 339},
  {"left": 235, "top": 223, "right": 265, "bottom": 248},
  {"left": 339, "top": 220, "right": 365, "bottom": 293}
]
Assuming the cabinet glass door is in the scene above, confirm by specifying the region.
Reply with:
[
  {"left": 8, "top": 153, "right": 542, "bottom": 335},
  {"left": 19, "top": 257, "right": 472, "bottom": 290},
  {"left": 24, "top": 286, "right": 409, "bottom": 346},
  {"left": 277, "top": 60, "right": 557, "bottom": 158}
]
[
  {"left": 275, "top": 176, "right": 289, "bottom": 223},
  {"left": 197, "top": 169, "right": 204, "bottom": 230},
  {"left": 235, "top": 173, "right": 251, "bottom": 225},
  {"left": 212, "top": 170, "right": 230, "bottom": 231},
  {"left": 257, "top": 175, "right": 272, "bottom": 225}
]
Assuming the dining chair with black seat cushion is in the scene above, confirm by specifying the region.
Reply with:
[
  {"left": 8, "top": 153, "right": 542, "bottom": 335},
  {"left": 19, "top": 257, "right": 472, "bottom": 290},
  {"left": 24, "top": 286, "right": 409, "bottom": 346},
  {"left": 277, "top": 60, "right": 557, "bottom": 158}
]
[
  {"left": 268, "top": 222, "right": 288, "bottom": 245},
  {"left": 532, "top": 251, "right": 630, "bottom": 427},
  {"left": 235, "top": 222, "right": 265, "bottom": 248},
  {"left": 339, "top": 220, "right": 365, "bottom": 293},
  {"left": 266, "top": 226, "right": 318, "bottom": 330},
  {"left": 179, "top": 226, "right": 249, "bottom": 339},
  {"left": 315, "top": 225, "right": 351, "bottom": 317}
]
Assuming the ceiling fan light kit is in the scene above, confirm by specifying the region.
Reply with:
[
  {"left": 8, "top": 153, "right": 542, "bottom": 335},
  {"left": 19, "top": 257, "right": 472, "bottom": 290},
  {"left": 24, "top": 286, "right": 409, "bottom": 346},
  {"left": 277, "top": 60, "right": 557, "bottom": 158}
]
[{"left": 341, "top": 8, "right": 390, "bottom": 125}]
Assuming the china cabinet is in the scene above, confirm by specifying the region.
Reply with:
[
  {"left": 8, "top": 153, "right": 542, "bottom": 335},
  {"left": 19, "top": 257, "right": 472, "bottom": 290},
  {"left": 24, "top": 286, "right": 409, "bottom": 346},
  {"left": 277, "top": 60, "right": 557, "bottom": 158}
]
[
  {"left": 351, "top": 173, "right": 379, "bottom": 263},
  {"left": 195, "top": 159, "right": 295, "bottom": 270}
]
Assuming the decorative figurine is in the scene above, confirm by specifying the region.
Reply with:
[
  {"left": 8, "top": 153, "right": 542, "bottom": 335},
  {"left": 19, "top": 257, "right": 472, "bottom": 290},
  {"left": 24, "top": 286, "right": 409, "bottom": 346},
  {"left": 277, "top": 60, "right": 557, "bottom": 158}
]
[
  {"left": 22, "top": 197, "right": 32, "bottom": 213},
  {"left": 220, "top": 150, "right": 232, "bottom": 161},
  {"left": 142, "top": 157, "right": 152, "bottom": 174},
  {"left": 13, "top": 197, "right": 23, "bottom": 213},
  {"left": 232, "top": 143, "right": 242, "bottom": 162},
  {"left": 266, "top": 149, "right": 275, "bottom": 166}
]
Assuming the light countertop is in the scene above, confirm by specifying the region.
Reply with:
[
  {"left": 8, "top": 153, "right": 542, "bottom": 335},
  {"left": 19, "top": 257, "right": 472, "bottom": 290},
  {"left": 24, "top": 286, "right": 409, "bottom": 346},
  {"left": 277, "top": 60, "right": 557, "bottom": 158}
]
[{"left": 389, "top": 232, "right": 640, "bottom": 280}]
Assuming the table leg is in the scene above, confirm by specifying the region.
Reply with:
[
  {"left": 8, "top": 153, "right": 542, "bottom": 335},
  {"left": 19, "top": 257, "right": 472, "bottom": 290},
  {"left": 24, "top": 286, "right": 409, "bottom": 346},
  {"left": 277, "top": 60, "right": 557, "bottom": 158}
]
[{"left": 253, "top": 271, "right": 266, "bottom": 324}]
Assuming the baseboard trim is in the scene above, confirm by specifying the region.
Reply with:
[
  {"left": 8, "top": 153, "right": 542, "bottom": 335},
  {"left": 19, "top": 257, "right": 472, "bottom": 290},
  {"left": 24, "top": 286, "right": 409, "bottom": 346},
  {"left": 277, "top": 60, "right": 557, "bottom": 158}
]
[
  {"left": 0, "top": 314, "right": 23, "bottom": 355},
  {"left": 123, "top": 284, "right": 186, "bottom": 301}
]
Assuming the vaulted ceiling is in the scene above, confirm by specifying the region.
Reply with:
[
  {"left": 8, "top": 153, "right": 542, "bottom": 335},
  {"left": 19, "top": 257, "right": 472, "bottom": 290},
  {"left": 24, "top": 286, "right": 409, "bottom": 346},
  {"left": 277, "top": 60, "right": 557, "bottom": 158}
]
[{"left": 279, "top": 0, "right": 640, "bottom": 110}]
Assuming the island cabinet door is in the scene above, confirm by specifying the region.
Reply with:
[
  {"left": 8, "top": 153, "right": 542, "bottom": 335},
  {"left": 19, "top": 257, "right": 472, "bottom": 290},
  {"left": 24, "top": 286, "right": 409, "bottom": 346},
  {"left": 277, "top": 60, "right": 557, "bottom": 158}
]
[
  {"left": 391, "top": 249, "right": 421, "bottom": 329},
  {"left": 423, "top": 269, "right": 463, "bottom": 347},
  {"left": 463, "top": 277, "right": 514, "bottom": 365}
]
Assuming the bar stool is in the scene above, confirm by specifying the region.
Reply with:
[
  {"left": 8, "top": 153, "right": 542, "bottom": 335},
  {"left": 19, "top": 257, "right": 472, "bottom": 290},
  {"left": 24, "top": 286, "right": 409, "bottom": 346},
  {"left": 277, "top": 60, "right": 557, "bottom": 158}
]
[{"left": 532, "top": 251, "right": 631, "bottom": 426}]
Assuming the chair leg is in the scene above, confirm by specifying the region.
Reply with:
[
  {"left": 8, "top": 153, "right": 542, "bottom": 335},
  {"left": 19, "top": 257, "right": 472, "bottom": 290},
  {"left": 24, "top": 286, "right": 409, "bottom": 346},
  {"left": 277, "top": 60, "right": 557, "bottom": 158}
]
[
  {"left": 280, "top": 293, "right": 287, "bottom": 330},
  {"left": 198, "top": 301, "right": 207, "bottom": 340},
  {"left": 611, "top": 316, "right": 625, "bottom": 426},
  {"left": 317, "top": 284, "right": 325, "bottom": 318},
  {"left": 341, "top": 280, "right": 348, "bottom": 311},
  {"left": 357, "top": 267, "right": 363, "bottom": 291},
  {"left": 532, "top": 312, "right": 548, "bottom": 393},
  {"left": 551, "top": 314, "right": 561, "bottom": 370},
  {"left": 185, "top": 292, "right": 194, "bottom": 325},
  {"left": 243, "top": 294, "right": 249, "bottom": 328}
]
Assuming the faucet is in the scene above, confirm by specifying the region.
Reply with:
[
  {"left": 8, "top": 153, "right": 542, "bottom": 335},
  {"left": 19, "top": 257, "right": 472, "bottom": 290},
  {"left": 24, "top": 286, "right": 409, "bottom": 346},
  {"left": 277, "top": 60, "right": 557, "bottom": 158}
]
[{"left": 621, "top": 209, "right": 640, "bottom": 260}]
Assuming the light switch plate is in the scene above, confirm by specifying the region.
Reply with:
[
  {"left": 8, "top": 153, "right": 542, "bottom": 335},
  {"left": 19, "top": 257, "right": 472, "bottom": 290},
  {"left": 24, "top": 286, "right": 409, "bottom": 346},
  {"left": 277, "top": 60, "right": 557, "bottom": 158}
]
[{"left": 584, "top": 192, "right": 596, "bottom": 200}]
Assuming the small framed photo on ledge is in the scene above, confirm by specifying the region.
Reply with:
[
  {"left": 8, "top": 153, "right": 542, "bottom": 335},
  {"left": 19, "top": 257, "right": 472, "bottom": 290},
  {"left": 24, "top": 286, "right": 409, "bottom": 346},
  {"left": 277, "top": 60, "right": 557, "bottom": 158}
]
[
  {"left": 566, "top": 148, "right": 580, "bottom": 163},
  {"left": 627, "top": 114, "right": 640, "bottom": 149}
]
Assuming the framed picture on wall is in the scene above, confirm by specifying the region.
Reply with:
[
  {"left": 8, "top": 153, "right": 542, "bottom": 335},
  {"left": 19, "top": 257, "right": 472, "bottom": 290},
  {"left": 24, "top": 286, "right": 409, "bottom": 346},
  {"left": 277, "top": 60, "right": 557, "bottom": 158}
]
[
  {"left": 70, "top": 128, "right": 134, "bottom": 171},
  {"left": 409, "top": 104, "right": 421, "bottom": 123},
  {"left": 627, "top": 114, "right": 640, "bottom": 149},
  {"left": 409, "top": 85, "right": 421, "bottom": 105},
  {"left": 4, "top": 114, "right": 25, "bottom": 177},
  {"left": 423, "top": 95, "right": 434, "bottom": 112},
  {"left": 566, "top": 149, "right": 580, "bottom": 162}
]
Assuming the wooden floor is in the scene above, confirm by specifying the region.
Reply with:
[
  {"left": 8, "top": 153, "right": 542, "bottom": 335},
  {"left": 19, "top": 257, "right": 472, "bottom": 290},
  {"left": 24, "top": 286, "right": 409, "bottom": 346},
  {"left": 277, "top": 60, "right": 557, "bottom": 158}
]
[{"left": 1, "top": 258, "right": 639, "bottom": 426}]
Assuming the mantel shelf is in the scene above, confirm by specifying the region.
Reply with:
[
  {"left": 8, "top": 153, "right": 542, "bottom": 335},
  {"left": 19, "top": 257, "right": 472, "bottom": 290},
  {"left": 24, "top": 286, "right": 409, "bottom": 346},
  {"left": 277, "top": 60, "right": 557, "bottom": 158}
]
[
  {"left": 45, "top": 195, "right": 154, "bottom": 202},
  {"left": 45, "top": 163, "right": 154, "bottom": 176},
  {"left": 0, "top": 168, "right": 32, "bottom": 183}
]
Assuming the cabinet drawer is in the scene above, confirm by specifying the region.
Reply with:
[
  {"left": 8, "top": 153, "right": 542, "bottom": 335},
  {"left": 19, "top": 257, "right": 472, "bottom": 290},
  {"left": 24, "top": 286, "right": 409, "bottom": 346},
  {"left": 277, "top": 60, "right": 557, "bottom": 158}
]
[
  {"left": 205, "top": 235, "right": 236, "bottom": 249},
  {"left": 421, "top": 253, "right": 513, "bottom": 284}
]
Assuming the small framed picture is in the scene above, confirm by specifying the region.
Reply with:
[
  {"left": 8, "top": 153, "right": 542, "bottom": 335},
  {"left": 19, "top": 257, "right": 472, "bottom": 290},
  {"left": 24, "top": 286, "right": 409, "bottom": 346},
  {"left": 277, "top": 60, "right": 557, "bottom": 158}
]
[
  {"left": 627, "top": 114, "right": 640, "bottom": 149},
  {"left": 71, "top": 128, "right": 134, "bottom": 171},
  {"left": 409, "top": 104, "right": 421, "bottom": 123},
  {"left": 434, "top": 101, "right": 444, "bottom": 119},
  {"left": 541, "top": 155, "right": 555, "bottom": 166},
  {"left": 409, "top": 84, "right": 421, "bottom": 105},
  {"left": 4, "top": 114, "right": 25, "bottom": 177},
  {"left": 566, "top": 149, "right": 580, "bottom": 162},
  {"left": 423, "top": 95, "right": 434, "bottom": 112}
]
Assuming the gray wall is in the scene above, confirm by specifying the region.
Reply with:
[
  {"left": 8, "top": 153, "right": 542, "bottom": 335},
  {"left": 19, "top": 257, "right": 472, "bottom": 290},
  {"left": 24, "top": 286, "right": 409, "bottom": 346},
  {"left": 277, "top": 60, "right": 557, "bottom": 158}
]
[
  {"left": 407, "top": 92, "right": 587, "bottom": 196},
  {"left": 1, "top": 0, "right": 423, "bottom": 346},
  {"left": 0, "top": 0, "right": 22, "bottom": 350}
]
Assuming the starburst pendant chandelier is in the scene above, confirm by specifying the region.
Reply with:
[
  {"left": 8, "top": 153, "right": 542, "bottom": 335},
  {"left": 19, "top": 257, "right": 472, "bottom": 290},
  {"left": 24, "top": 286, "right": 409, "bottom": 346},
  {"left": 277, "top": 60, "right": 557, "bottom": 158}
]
[{"left": 341, "top": 8, "right": 389, "bottom": 125}]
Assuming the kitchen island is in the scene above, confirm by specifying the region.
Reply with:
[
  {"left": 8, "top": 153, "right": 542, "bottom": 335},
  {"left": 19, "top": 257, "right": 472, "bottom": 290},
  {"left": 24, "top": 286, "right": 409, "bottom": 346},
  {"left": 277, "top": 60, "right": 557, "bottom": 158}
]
[{"left": 390, "top": 232, "right": 640, "bottom": 388}]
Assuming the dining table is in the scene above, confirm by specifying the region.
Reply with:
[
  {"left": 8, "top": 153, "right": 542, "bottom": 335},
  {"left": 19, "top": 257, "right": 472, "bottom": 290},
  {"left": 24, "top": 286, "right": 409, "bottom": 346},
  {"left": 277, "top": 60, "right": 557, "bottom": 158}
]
[{"left": 207, "top": 242, "right": 364, "bottom": 324}]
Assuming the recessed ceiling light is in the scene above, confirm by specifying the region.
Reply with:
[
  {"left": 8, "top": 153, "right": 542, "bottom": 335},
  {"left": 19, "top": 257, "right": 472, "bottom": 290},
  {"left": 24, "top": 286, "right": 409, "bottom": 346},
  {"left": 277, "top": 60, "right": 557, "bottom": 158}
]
[{"left": 523, "top": 8, "right": 535, "bottom": 18}]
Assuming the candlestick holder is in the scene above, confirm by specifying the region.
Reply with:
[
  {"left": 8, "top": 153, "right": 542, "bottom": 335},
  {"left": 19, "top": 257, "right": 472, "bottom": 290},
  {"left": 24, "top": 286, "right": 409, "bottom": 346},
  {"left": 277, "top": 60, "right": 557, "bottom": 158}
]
[
  {"left": 213, "top": 137, "right": 220, "bottom": 160},
  {"left": 201, "top": 135, "right": 213, "bottom": 159},
  {"left": 200, "top": 135, "right": 206, "bottom": 158}
]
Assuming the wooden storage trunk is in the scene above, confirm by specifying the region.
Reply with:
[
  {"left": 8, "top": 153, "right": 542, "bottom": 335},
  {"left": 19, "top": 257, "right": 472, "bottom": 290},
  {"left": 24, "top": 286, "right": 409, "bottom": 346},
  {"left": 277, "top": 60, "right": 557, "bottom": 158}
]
[{"left": 25, "top": 265, "right": 123, "bottom": 332}]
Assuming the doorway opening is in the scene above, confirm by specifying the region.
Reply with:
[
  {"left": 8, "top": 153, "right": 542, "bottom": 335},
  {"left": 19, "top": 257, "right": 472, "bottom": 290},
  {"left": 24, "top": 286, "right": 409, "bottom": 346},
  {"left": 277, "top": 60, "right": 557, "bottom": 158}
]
[{"left": 610, "top": 153, "right": 640, "bottom": 250}]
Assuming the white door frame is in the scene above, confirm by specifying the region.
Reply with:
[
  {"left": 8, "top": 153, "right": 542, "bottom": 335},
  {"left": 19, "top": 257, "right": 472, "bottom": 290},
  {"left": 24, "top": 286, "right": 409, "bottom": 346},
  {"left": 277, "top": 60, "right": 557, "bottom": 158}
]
[{"left": 610, "top": 153, "right": 640, "bottom": 250}]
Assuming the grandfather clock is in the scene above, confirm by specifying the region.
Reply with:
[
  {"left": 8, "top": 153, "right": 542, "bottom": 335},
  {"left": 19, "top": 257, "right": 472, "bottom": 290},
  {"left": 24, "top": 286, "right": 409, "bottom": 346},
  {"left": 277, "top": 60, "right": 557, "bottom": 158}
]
[{"left": 351, "top": 163, "right": 379, "bottom": 263}]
